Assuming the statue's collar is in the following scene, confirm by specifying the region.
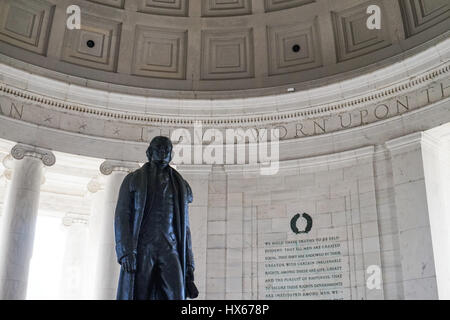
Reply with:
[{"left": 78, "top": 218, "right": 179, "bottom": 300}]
[{"left": 142, "top": 162, "right": 174, "bottom": 182}]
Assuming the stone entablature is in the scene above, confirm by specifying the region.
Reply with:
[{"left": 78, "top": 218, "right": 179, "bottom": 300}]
[
  {"left": 0, "top": 37, "right": 449, "bottom": 143},
  {"left": 0, "top": 37, "right": 448, "bottom": 164},
  {"left": 0, "top": 35, "right": 448, "bottom": 119}
]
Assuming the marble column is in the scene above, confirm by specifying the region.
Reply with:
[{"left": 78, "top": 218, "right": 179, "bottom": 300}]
[
  {"left": 0, "top": 155, "right": 13, "bottom": 219},
  {"left": 386, "top": 132, "right": 448, "bottom": 299},
  {"left": 93, "top": 160, "right": 139, "bottom": 300},
  {"left": 176, "top": 164, "right": 212, "bottom": 300},
  {"left": 0, "top": 144, "right": 55, "bottom": 299},
  {"left": 85, "top": 176, "right": 105, "bottom": 299},
  {"left": 59, "top": 214, "right": 89, "bottom": 300}
]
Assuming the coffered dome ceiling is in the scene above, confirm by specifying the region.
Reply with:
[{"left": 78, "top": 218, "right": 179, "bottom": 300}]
[{"left": 0, "top": 0, "right": 448, "bottom": 99}]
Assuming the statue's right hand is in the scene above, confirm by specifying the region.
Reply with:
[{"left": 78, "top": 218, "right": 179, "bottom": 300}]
[{"left": 120, "top": 253, "right": 137, "bottom": 273}]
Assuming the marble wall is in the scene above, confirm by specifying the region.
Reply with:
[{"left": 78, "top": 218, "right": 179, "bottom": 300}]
[
  {"left": 177, "top": 127, "right": 450, "bottom": 300},
  {"left": 197, "top": 147, "right": 385, "bottom": 299}
]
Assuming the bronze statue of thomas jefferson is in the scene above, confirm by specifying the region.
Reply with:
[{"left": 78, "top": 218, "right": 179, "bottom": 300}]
[{"left": 114, "top": 136, "right": 198, "bottom": 300}]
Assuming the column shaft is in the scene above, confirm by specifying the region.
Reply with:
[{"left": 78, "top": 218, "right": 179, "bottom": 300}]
[
  {"left": 93, "top": 161, "right": 138, "bottom": 300},
  {"left": 0, "top": 155, "right": 44, "bottom": 298},
  {"left": 59, "top": 218, "right": 89, "bottom": 300}
]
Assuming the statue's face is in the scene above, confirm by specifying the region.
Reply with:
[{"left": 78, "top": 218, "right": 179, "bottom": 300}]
[{"left": 150, "top": 138, "right": 172, "bottom": 164}]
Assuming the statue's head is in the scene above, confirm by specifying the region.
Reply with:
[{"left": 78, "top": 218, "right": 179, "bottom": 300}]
[{"left": 146, "top": 136, "right": 173, "bottom": 165}]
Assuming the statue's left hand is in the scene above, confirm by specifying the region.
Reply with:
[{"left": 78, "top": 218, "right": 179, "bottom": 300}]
[
  {"left": 186, "top": 267, "right": 198, "bottom": 299},
  {"left": 186, "top": 281, "right": 199, "bottom": 299},
  {"left": 120, "top": 253, "right": 137, "bottom": 273}
]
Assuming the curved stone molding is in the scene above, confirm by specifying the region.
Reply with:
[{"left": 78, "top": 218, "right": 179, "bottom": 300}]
[
  {"left": 10, "top": 144, "right": 56, "bottom": 166},
  {"left": 224, "top": 145, "right": 375, "bottom": 174},
  {"left": 0, "top": 58, "right": 448, "bottom": 138},
  {"left": 99, "top": 160, "right": 140, "bottom": 175},
  {"left": 0, "top": 97, "right": 448, "bottom": 165},
  {"left": 0, "top": 32, "right": 448, "bottom": 164},
  {"left": 1, "top": 32, "right": 448, "bottom": 114}
]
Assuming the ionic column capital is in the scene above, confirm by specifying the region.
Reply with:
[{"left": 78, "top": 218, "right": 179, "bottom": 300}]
[
  {"left": 99, "top": 160, "right": 140, "bottom": 176},
  {"left": 87, "top": 176, "right": 104, "bottom": 194},
  {"left": 1, "top": 155, "right": 13, "bottom": 180},
  {"left": 10, "top": 144, "right": 56, "bottom": 167}
]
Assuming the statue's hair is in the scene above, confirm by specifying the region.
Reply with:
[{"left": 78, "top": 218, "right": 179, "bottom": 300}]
[{"left": 146, "top": 136, "right": 173, "bottom": 162}]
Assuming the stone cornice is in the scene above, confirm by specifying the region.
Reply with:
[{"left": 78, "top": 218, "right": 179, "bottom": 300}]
[
  {"left": 0, "top": 98, "right": 448, "bottom": 165},
  {"left": 1, "top": 61, "right": 448, "bottom": 129},
  {"left": 0, "top": 36, "right": 448, "bottom": 128},
  {"left": 224, "top": 145, "right": 375, "bottom": 174},
  {"left": 386, "top": 130, "right": 450, "bottom": 158}
]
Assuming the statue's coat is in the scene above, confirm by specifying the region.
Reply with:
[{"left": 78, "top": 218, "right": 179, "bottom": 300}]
[{"left": 114, "top": 162, "right": 194, "bottom": 300}]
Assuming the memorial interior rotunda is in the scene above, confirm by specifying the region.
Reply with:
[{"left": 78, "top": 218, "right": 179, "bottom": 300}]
[{"left": 0, "top": 0, "right": 449, "bottom": 300}]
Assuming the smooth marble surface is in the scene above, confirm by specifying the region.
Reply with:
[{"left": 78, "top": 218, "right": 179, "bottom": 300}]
[
  {"left": 0, "top": 156, "right": 44, "bottom": 299},
  {"left": 92, "top": 162, "right": 138, "bottom": 300}
]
